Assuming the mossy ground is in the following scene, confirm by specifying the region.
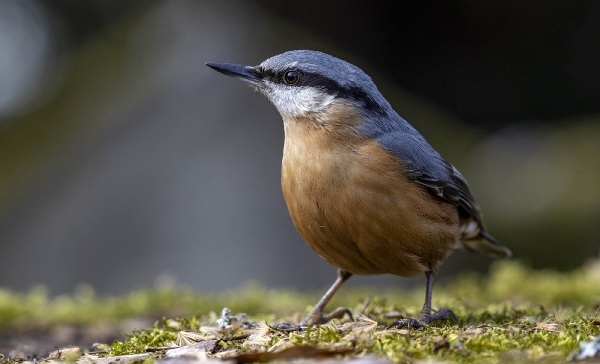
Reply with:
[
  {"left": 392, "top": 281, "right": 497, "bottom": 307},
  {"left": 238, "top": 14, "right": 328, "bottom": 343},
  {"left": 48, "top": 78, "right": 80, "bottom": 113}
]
[{"left": 1, "top": 260, "right": 600, "bottom": 363}]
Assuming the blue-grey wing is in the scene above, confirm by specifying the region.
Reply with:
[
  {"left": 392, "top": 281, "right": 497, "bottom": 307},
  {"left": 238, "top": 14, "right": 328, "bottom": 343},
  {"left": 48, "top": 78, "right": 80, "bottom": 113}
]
[
  {"left": 375, "top": 130, "right": 512, "bottom": 258},
  {"left": 375, "top": 132, "right": 482, "bottom": 223}
]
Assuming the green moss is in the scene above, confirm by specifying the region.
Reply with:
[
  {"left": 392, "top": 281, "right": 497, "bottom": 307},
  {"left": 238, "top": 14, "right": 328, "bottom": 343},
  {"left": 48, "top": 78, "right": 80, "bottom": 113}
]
[
  {"left": 99, "top": 307, "right": 597, "bottom": 363},
  {"left": 62, "top": 351, "right": 82, "bottom": 363},
  {"left": 1, "top": 260, "right": 600, "bottom": 363},
  {"left": 107, "top": 324, "right": 177, "bottom": 356}
]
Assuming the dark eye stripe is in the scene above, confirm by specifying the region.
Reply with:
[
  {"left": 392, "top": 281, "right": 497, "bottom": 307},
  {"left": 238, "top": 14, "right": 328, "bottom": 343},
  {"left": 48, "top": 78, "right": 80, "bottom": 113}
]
[
  {"left": 301, "top": 72, "right": 386, "bottom": 116},
  {"left": 257, "top": 68, "right": 386, "bottom": 115}
]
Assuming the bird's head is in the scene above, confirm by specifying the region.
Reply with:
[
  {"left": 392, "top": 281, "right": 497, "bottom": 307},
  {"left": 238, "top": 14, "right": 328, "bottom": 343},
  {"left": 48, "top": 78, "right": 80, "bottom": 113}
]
[{"left": 207, "top": 50, "right": 390, "bottom": 125}]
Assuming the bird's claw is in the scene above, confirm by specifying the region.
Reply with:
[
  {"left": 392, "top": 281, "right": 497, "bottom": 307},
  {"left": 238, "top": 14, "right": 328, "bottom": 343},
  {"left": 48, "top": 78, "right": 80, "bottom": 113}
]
[
  {"left": 431, "top": 308, "right": 458, "bottom": 323},
  {"left": 275, "top": 307, "right": 353, "bottom": 331},
  {"left": 385, "top": 308, "right": 457, "bottom": 330},
  {"left": 301, "top": 306, "right": 354, "bottom": 326},
  {"left": 385, "top": 317, "right": 427, "bottom": 330}
]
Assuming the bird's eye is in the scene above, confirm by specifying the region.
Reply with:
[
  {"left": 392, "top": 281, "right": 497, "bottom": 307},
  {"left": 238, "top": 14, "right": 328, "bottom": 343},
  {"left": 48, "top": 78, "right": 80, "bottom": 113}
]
[{"left": 283, "top": 70, "right": 299, "bottom": 85}]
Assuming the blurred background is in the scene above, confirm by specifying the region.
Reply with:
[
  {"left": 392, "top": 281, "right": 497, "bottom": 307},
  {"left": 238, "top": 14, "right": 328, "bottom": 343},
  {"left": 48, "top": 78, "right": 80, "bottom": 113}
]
[{"left": 0, "top": 0, "right": 599, "bottom": 295}]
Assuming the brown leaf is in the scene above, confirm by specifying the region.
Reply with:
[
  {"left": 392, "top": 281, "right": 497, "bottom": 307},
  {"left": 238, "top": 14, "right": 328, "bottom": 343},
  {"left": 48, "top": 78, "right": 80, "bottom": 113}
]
[
  {"left": 267, "top": 337, "right": 293, "bottom": 353},
  {"left": 48, "top": 347, "right": 80, "bottom": 360},
  {"left": 79, "top": 353, "right": 150, "bottom": 364},
  {"left": 536, "top": 322, "right": 560, "bottom": 333},
  {"left": 338, "top": 314, "right": 378, "bottom": 335},
  {"left": 246, "top": 322, "right": 272, "bottom": 350},
  {"left": 232, "top": 346, "right": 352, "bottom": 363},
  {"left": 175, "top": 331, "right": 217, "bottom": 346},
  {"left": 166, "top": 340, "right": 219, "bottom": 358},
  {"left": 166, "top": 319, "right": 182, "bottom": 330}
]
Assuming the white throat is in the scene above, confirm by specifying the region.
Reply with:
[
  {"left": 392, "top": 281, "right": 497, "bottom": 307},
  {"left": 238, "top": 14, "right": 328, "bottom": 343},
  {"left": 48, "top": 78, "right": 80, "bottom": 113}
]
[{"left": 261, "top": 82, "right": 335, "bottom": 118}]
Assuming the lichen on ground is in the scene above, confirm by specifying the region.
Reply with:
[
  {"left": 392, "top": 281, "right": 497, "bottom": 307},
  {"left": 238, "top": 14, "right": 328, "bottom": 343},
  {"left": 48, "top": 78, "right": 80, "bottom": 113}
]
[{"left": 1, "top": 260, "right": 600, "bottom": 363}]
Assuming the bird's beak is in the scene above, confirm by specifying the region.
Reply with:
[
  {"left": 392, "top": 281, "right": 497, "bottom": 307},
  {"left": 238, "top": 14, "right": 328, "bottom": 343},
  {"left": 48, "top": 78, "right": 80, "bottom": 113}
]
[{"left": 206, "top": 62, "right": 261, "bottom": 86}]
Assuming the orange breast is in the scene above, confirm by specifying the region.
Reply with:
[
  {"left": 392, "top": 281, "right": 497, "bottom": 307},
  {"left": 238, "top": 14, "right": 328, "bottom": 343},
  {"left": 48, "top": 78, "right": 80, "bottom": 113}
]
[{"left": 281, "top": 108, "right": 459, "bottom": 277}]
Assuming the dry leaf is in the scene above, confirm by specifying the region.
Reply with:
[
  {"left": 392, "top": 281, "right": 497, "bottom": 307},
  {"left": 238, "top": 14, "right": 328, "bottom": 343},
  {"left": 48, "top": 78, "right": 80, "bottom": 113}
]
[
  {"left": 166, "top": 319, "right": 182, "bottom": 330},
  {"left": 354, "top": 313, "right": 378, "bottom": 325},
  {"left": 166, "top": 340, "right": 220, "bottom": 357},
  {"left": 200, "top": 325, "right": 224, "bottom": 336},
  {"left": 175, "top": 331, "right": 217, "bottom": 346},
  {"left": 233, "top": 345, "right": 352, "bottom": 363},
  {"left": 536, "top": 322, "right": 560, "bottom": 333},
  {"left": 212, "top": 349, "right": 240, "bottom": 360},
  {"left": 48, "top": 347, "right": 80, "bottom": 360},
  {"left": 246, "top": 322, "right": 271, "bottom": 350},
  {"left": 339, "top": 314, "right": 378, "bottom": 336},
  {"left": 79, "top": 353, "right": 150, "bottom": 364},
  {"left": 268, "top": 337, "right": 294, "bottom": 353}
]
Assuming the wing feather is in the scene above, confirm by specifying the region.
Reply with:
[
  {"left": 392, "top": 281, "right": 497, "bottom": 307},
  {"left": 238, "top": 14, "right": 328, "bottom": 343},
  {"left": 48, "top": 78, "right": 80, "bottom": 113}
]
[{"left": 374, "top": 128, "right": 511, "bottom": 258}]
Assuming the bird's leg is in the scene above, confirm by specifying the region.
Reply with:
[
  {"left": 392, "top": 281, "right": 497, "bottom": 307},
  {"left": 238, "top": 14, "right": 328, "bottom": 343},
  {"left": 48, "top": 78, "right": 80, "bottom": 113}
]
[
  {"left": 300, "top": 269, "right": 353, "bottom": 326},
  {"left": 277, "top": 269, "right": 353, "bottom": 329},
  {"left": 386, "top": 265, "right": 457, "bottom": 329}
]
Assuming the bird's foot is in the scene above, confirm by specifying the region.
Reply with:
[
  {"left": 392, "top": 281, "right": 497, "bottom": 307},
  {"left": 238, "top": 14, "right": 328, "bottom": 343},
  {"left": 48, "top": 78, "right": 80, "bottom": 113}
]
[
  {"left": 275, "top": 307, "right": 353, "bottom": 331},
  {"left": 301, "top": 306, "right": 354, "bottom": 326},
  {"left": 385, "top": 308, "right": 457, "bottom": 330}
]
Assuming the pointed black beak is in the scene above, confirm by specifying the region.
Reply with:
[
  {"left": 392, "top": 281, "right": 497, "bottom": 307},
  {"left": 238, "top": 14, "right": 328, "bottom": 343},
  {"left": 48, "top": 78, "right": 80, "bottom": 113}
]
[{"left": 206, "top": 62, "right": 261, "bottom": 85}]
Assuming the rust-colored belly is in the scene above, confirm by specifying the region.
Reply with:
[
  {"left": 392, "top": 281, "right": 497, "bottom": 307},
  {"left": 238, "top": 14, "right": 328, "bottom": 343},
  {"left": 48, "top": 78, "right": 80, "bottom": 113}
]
[{"left": 281, "top": 123, "right": 459, "bottom": 277}]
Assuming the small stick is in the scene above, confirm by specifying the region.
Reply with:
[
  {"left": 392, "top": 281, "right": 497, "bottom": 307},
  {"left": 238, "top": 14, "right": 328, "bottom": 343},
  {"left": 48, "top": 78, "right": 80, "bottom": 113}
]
[
  {"left": 220, "top": 334, "right": 250, "bottom": 342},
  {"left": 146, "top": 346, "right": 177, "bottom": 352},
  {"left": 357, "top": 296, "right": 372, "bottom": 315},
  {"left": 86, "top": 350, "right": 109, "bottom": 355}
]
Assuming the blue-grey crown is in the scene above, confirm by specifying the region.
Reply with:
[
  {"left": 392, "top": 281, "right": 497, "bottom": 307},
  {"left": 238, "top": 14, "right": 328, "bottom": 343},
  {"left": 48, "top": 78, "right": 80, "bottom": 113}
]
[{"left": 258, "top": 50, "right": 392, "bottom": 117}]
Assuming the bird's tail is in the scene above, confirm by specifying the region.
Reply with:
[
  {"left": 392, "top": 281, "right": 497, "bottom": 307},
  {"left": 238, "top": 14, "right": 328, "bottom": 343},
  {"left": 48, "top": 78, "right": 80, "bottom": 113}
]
[{"left": 460, "top": 231, "right": 512, "bottom": 258}]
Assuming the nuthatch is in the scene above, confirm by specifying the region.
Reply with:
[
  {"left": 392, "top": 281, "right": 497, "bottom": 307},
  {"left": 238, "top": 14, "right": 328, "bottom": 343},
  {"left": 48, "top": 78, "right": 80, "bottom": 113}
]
[{"left": 206, "top": 50, "right": 511, "bottom": 328}]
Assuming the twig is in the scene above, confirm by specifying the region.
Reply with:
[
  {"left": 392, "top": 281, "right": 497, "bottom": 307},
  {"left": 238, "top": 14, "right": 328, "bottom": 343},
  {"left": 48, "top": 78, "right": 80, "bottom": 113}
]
[
  {"left": 219, "top": 334, "right": 250, "bottom": 342},
  {"left": 86, "top": 350, "right": 109, "bottom": 355},
  {"left": 275, "top": 326, "right": 307, "bottom": 333},
  {"left": 145, "top": 334, "right": 249, "bottom": 352},
  {"left": 146, "top": 346, "right": 177, "bottom": 352},
  {"left": 267, "top": 322, "right": 307, "bottom": 333},
  {"left": 357, "top": 296, "right": 372, "bottom": 315}
]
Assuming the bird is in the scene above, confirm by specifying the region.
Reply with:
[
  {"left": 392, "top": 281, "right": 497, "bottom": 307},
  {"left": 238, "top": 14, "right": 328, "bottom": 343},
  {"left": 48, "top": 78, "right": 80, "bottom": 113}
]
[{"left": 206, "top": 50, "right": 511, "bottom": 329}]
